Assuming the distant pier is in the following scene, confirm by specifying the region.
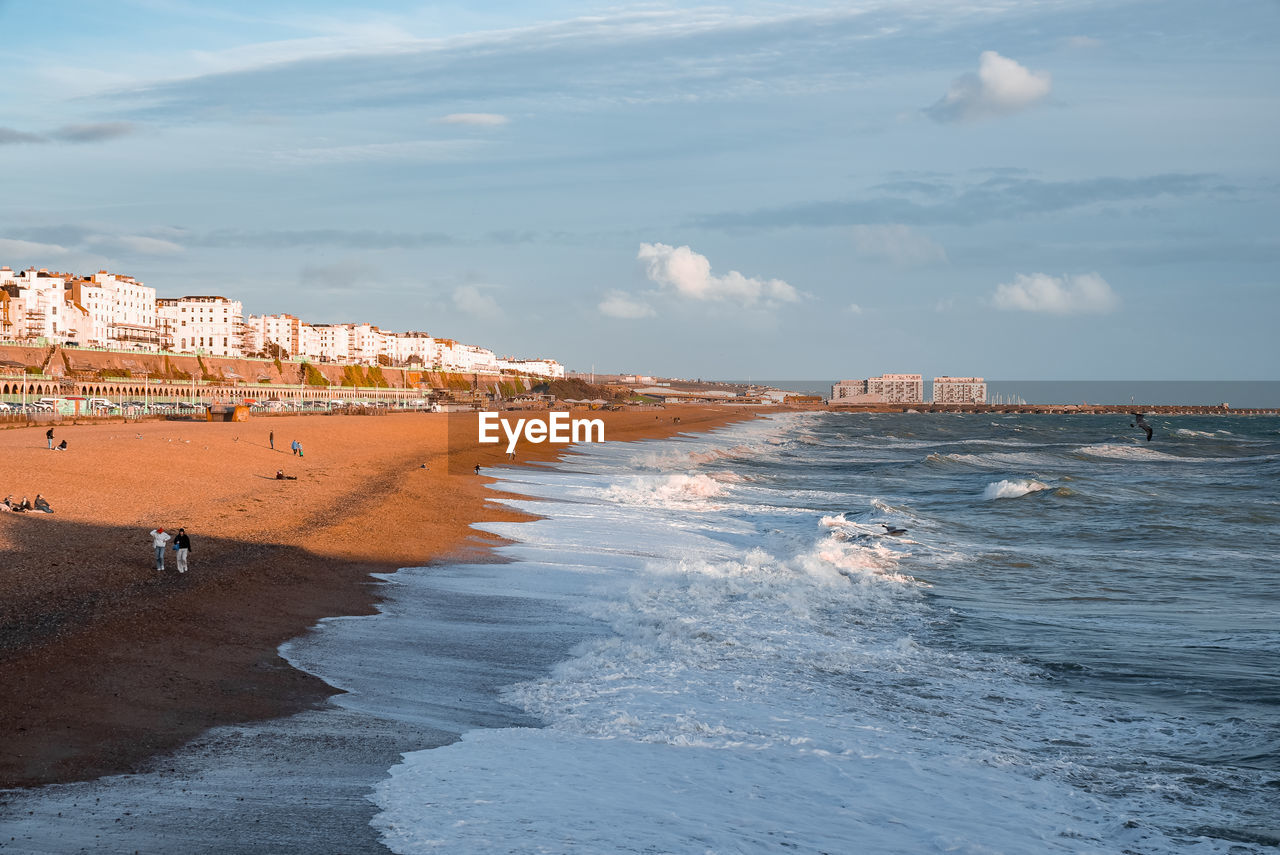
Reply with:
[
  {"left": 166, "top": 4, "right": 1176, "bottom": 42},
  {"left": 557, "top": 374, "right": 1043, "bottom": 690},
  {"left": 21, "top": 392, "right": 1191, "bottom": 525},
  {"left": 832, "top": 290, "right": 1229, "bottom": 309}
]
[{"left": 822, "top": 403, "right": 1280, "bottom": 415}]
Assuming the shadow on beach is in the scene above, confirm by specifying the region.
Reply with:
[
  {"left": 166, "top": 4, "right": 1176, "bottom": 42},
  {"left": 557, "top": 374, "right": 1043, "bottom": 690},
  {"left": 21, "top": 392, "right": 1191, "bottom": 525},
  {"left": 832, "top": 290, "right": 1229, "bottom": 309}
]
[{"left": 0, "top": 514, "right": 376, "bottom": 790}]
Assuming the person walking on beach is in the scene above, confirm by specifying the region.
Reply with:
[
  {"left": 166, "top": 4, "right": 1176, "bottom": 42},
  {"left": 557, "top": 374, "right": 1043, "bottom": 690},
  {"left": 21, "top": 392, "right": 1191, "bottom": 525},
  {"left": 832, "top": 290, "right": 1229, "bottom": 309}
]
[
  {"left": 46, "top": 427, "right": 54, "bottom": 450},
  {"left": 269, "top": 430, "right": 274, "bottom": 450},
  {"left": 174, "top": 527, "right": 191, "bottom": 574},
  {"left": 150, "top": 527, "right": 172, "bottom": 572}
]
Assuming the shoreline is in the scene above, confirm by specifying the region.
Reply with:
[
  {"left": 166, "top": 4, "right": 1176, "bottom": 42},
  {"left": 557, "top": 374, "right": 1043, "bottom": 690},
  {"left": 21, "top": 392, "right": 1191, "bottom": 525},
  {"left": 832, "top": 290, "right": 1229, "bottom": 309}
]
[{"left": 0, "top": 406, "right": 756, "bottom": 790}]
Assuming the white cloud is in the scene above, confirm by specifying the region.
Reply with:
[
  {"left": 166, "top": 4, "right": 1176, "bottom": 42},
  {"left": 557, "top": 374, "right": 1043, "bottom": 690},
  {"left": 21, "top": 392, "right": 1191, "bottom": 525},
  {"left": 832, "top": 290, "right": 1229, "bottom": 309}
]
[
  {"left": 850, "top": 224, "right": 946, "bottom": 266},
  {"left": 847, "top": 303, "right": 863, "bottom": 314},
  {"left": 453, "top": 284, "right": 501, "bottom": 317},
  {"left": 992, "top": 272, "right": 1119, "bottom": 315},
  {"left": 439, "top": 113, "right": 509, "bottom": 126},
  {"left": 0, "top": 237, "right": 71, "bottom": 257},
  {"left": 637, "top": 242, "right": 799, "bottom": 306},
  {"left": 598, "top": 290, "right": 655, "bottom": 319},
  {"left": 927, "top": 51, "right": 1051, "bottom": 123}
]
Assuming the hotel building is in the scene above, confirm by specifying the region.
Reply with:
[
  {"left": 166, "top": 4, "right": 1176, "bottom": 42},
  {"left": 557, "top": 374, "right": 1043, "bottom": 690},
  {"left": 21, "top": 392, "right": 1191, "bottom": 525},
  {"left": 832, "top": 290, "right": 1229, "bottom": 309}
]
[{"left": 157, "top": 296, "right": 245, "bottom": 357}]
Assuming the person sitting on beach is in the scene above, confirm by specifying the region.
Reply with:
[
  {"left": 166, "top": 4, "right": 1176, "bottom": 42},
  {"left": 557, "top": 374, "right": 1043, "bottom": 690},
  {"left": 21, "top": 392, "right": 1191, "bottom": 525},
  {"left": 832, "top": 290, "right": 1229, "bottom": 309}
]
[
  {"left": 19, "top": 496, "right": 33, "bottom": 511},
  {"left": 33, "top": 494, "right": 52, "bottom": 513},
  {"left": 56, "top": 439, "right": 68, "bottom": 451},
  {"left": 0, "top": 496, "right": 12, "bottom": 512},
  {"left": 275, "top": 469, "right": 297, "bottom": 480}
]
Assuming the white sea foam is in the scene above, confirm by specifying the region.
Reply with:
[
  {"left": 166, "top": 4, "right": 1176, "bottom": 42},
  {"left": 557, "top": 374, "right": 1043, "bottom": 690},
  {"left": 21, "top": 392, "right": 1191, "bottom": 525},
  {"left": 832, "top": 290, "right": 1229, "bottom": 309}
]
[
  {"left": 371, "top": 518, "right": 1105, "bottom": 854},
  {"left": 603, "top": 471, "right": 726, "bottom": 507},
  {"left": 983, "top": 478, "right": 1052, "bottom": 500}
]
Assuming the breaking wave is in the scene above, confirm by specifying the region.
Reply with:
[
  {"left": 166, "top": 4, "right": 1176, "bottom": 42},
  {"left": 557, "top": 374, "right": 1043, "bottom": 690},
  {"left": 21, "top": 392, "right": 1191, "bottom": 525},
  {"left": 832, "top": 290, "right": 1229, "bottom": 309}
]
[{"left": 982, "top": 479, "right": 1051, "bottom": 500}]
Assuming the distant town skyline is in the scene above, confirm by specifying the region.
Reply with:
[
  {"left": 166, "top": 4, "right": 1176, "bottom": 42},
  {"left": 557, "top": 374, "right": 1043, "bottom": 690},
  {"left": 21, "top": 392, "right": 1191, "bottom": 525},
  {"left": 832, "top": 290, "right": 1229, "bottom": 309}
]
[{"left": 1, "top": 1, "right": 1277, "bottom": 379}]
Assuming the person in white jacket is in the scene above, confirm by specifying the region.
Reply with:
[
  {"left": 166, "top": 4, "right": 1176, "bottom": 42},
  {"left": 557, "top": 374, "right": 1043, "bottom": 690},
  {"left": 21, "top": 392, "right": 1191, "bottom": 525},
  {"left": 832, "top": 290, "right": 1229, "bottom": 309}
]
[{"left": 150, "top": 527, "right": 172, "bottom": 572}]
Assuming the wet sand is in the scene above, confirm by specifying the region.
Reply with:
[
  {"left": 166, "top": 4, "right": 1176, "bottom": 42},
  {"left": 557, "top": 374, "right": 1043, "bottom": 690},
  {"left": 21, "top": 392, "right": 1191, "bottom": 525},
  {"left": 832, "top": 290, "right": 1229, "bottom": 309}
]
[{"left": 0, "top": 406, "right": 753, "bottom": 790}]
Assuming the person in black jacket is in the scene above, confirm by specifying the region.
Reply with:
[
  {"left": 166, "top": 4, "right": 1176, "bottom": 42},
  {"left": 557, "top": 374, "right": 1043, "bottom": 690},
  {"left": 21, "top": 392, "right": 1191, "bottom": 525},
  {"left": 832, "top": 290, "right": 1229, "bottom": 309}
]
[{"left": 174, "top": 527, "right": 192, "bottom": 574}]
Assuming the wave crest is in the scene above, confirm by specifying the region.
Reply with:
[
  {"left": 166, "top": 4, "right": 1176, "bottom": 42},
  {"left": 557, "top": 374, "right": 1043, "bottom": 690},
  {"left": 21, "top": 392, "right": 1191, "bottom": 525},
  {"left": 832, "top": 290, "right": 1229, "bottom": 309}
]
[{"left": 982, "top": 479, "right": 1051, "bottom": 500}]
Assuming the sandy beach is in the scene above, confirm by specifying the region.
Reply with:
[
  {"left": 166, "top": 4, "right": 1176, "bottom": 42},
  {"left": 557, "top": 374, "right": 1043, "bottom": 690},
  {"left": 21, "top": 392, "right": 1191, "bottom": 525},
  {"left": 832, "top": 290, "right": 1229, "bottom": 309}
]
[{"left": 0, "top": 406, "right": 753, "bottom": 789}]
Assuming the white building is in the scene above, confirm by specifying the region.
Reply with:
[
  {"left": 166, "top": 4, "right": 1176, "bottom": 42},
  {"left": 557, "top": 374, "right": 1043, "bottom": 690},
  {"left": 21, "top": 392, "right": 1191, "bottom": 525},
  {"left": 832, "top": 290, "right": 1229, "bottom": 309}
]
[
  {"left": 388, "top": 331, "right": 436, "bottom": 366},
  {"left": 830, "top": 379, "right": 880, "bottom": 404},
  {"left": 497, "top": 357, "right": 565, "bottom": 378},
  {"left": 346, "top": 323, "right": 391, "bottom": 365},
  {"left": 87, "top": 270, "right": 161, "bottom": 350},
  {"left": 4, "top": 262, "right": 563, "bottom": 378},
  {"left": 868, "top": 373, "right": 924, "bottom": 403},
  {"left": 452, "top": 343, "right": 500, "bottom": 373},
  {"left": 932, "top": 376, "right": 987, "bottom": 404},
  {"left": 157, "top": 296, "right": 245, "bottom": 357},
  {"left": 0, "top": 268, "right": 68, "bottom": 341},
  {"left": 246, "top": 313, "right": 303, "bottom": 357},
  {"left": 831, "top": 373, "right": 924, "bottom": 404},
  {"left": 309, "top": 324, "right": 351, "bottom": 363}
]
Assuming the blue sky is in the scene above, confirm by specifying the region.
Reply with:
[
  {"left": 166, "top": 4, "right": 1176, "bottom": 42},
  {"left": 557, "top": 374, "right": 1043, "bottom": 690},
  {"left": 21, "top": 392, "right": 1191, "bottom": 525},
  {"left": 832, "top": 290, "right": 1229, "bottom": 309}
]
[{"left": 1, "top": 0, "right": 1277, "bottom": 379}]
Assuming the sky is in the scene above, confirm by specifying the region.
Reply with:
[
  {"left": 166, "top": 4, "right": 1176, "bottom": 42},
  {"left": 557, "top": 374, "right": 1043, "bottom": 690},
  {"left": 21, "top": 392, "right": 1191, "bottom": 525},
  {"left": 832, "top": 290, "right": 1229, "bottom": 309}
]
[{"left": 1, "top": 0, "right": 1277, "bottom": 379}]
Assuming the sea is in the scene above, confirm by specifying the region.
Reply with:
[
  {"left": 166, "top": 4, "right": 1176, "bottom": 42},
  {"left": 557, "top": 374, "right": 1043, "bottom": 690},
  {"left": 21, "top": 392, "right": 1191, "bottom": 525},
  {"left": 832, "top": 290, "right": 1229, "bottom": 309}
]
[{"left": 3, "top": 411, "right": 1278, "bottom": 854}]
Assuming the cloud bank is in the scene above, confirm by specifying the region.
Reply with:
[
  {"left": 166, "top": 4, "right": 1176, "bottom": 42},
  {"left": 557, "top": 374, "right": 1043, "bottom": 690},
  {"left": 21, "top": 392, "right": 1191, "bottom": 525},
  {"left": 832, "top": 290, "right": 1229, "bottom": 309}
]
[
  {"left": 51, "top": 122, "right": 136, "bottom": 143},
  {"left": 637, "top": 242, "right": 799, "bottom": 306},
  {"left": 0, "top": 122, "right": 135, "bottom": 145},
  {"left": 927, "top": 51, "right": 1051, "bottom": 123},
  {"left": 992, "top": 272, "right": 1119, "bottom": 315}
]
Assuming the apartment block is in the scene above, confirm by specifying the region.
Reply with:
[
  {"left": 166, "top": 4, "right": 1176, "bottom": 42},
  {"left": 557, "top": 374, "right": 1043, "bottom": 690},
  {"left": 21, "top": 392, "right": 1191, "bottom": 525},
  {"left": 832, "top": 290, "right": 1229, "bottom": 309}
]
[
  {"left": 932, "top": 376, "right": 987, "bottom": 404},
  {"left": 157, "top": 296, "right": 245, "bottom": 357}
]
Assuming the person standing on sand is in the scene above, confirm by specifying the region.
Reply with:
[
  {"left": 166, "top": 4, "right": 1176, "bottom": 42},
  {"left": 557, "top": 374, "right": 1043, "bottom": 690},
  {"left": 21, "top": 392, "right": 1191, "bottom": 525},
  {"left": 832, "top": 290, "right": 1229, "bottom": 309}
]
[
  {"left": 150, "top": 527, "right": 172, "bottom": 572},
  {"left": 269, "top": 430, "right": 274, "bottom": 450},
  {"left": 46, "top": 427, "right": 54, "bottom": 449},
  {"left": 174, "top": 527, "right": 191, "bottom": 574}
]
